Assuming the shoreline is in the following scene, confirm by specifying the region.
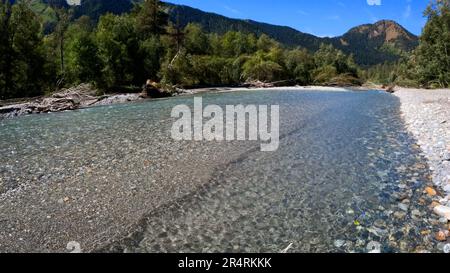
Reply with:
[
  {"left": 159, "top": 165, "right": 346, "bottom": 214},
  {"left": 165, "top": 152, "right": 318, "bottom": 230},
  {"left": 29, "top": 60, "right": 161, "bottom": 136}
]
[
  {"left": 394, "top": 88, "right": 450, "bottom": 192},
  {"left": 183, "top": 85, "right": 382, "bottom": 95},
  {"left": 394, "top": 88, "right": 450, "bottom": 250},
  {"left": 0, "top": 85, "right": 381, "bottom": 120}
]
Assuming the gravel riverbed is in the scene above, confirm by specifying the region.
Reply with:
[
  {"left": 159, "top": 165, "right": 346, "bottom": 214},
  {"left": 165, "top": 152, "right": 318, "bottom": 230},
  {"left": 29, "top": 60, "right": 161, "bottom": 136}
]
[
  {"left": 395, "top": 88, "right": 450, "bottom": 251},
  {"left": 0, "top": 88, "right": 449, "bottom": 253},
  {"left": 395, "top": 89, "right": 450, "bottom": 194}
]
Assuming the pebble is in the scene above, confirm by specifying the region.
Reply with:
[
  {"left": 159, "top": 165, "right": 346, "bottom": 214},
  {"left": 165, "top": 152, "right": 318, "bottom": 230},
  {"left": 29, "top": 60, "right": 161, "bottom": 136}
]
[
  {"left": 398, "top": 203, "right": 409, "bottom": 212},
  {"left": 444, "top": 244, "right": 450, "bottom": 254},
  {"left": 394, "top": 211, "right": 407, "bottom": 219},
  {"left": 443, "top": 185, "right": 450, "bottom": 193},
  {"left": 434, "top": 205, "right": 450, "bottom": 221},
  {"left": 431, "top": 201, "right": 441, "bottom": 208},
  {"left": 436, "top": 231, "right": 448, "bottom": 242},
  {"left": 374, "top": 219, "right": 386, "bottom": 228},
  {"left": 367, "top": 241, "right": 381, "bottom": 253},
  {"left": 425, "top": 187, "right": 437, "bottom": 197},
  {"left": 421, "top": 230, "right": 431, "bottom": 236},
  {"left": 411, "top": 210, "right": 422, "bottom": 217},
  {"left": 334, "top": 240, "right": 346, "bottom": 248},
  {"left": 66, "top": 241, "right": 82, "bottom": 253}
]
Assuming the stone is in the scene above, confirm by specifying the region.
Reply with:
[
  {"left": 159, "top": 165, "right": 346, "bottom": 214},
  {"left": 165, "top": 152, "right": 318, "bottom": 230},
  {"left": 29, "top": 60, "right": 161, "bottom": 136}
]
[
  {"left": 431, "top": 201, "right": 441, "bottom": 208},
  {"left": 425, "top": 186, "right": 437, "bottom": 196},
  {"left": 434, "top": 205, "right": 450, "bottom": 220},
  {"left": 398, "top": 203, "right": 409, "bottom": 212},
  {"left": 443, "top": 184, "right": 450, "bottom": 193},
  {"left": 367, "top": 241, "right": 381, "bottom": 253},
  {"left": 421, "top": 230, "right": 431, "bottom": 236},
  {"left": 66, "top": 241, "right": 82, "bottom": 253},
  {"left": 436, "top": 231, "right": 448, "bottom": 242},
  {"left": 374, "top": 219, "right": 386, "bottom": 228},
  {"left": 411, "top": 209, "right": 422, "bottom": 217},
  {"left": 444, "top": 244, "right": 450, "bottom": 254},
  {"left": 394, "top": 211, "right": 407, "bottom": 219},
  {"left": 334, "top": 240, "right": 345, "bottom": 248}
]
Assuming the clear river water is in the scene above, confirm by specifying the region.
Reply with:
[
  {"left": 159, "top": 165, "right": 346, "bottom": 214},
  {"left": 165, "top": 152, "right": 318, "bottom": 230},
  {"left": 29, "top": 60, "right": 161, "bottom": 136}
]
[{"left": 0, "top": 89, "right": 438, "bottom": 253}]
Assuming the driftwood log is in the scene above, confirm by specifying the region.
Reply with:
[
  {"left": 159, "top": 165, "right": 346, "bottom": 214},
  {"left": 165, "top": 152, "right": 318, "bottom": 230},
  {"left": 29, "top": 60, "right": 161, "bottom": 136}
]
[{"left": 0, "top": 84, "right": 143, "bottom": 120}]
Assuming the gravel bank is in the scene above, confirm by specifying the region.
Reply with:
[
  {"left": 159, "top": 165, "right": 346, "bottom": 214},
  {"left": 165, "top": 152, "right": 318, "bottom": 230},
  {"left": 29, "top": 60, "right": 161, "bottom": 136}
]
[
  {"left": 394, "top": 88, "right": 450, "bottom": 193},
  {"left": 395, "top": 88, "right": 450, "bottom": 249}
]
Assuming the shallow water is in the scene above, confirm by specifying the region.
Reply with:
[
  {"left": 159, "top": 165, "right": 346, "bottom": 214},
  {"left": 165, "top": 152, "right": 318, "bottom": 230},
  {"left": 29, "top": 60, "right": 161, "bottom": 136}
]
[{"left": 0, "top": 90, "right": 437, "bottom": 253}]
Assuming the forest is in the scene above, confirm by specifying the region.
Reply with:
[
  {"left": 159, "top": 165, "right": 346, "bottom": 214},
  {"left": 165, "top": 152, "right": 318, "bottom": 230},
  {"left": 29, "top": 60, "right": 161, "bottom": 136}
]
[{"left": 0, "top": 0, "right": 449, "bottom": 100}]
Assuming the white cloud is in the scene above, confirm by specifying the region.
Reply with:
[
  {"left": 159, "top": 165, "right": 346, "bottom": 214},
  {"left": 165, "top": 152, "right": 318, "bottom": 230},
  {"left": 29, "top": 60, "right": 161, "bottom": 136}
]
[
  {"left": 403, "top": 4, "right": 411, "bottom": 19},
  {"left": 367, "top": 0, "right": 382, "bottom": 6},
  {"left": 223, "top": 5, "right": 241, "bottom": 15}
]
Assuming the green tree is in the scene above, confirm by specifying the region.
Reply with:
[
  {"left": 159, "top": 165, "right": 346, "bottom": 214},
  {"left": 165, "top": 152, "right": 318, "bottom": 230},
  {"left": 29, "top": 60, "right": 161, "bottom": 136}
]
[
  {"left": 0, "top": 1, "right": 48, "bottom": 99},
  {"left": 65, "top": 16, "right": 102, "bottom": 84},
  {"left": 220, "top": 31, "right": 257, "bottom": 58},
  {"left": 135, "top": 0, "right": 168, "bottom": 39},
  {"left": 414, "top": 0, "right": 450, "bottom": 87},
  {"left": 183, "top": 23, "right": 208, "bottom": 55},
  {"left": 95, "top": 13, "right": 139, "bottom": 88},
  {"left": 139, "top": 35, "right": 164, "bottom": 82},
  {"left": 257, "top": 34, "right": 278, "bottom": 52},
  {"left": 243, "top": 51, "right": 284, "bottom": 82},
  {"left": 285, "top": 48, "right": 315, "bottom": 85},
  {"left": 53, "top": 7, "right": 73, "bottom": 86},
  {"left": 313, "top": 44, "right": 358, "bottom": 84}
]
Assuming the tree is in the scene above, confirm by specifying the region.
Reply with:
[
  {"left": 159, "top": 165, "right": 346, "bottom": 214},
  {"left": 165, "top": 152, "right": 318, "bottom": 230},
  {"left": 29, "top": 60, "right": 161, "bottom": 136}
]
[
  {"left": 65, "top": 16, "right": 102, "bottom": 84},
  {"left": 183, "top": 23, "right": 208, "bottom": 55},
  {"left": 0, "top": 0, "right": 48, "bottom": 99},
  {"left": 285, "top": 48, "right": 315, "bottom": 85},
  {"left": 0, "top": 0, "right": 13, "bottom": 99},
  {"left": 243, "top": 52, "right": 284, "bottom": 82},
  {"left": 313, "top": 44, "right": 358, "bottom": 83},
  {"left": 257, "top": 34, "right": 278, "bottom": 52},
  {"left": 220, "top": 31, "right": 257, "bottom": 58},
  {"left": 139, "top": 35, "right": 164, "bottom": 82},
  {"left": 95, "top": 13, "right": 139, "bottom": 88},
  {"left": 135, "top": 0, "right": 168, "bottom": 39},
  {"left": 414, "top": 0, "right": 450, "bottom": 87},
  {"left": 54, "top": 7, "right": 72, "bottom": 86}
]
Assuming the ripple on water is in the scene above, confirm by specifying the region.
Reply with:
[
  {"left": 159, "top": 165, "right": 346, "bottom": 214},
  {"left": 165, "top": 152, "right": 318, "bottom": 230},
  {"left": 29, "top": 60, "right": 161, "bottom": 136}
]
[{"left": 0, "top": 90, "right": 437, "bottom": 253}]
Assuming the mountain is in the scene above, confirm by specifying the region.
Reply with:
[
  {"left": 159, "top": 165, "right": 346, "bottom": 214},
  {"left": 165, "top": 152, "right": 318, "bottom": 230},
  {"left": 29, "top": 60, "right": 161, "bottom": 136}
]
[
  {"left": 163, "top": 3, "right": 326, "bottom": 52},
  {"left": 22, "top": 0, "right": 419, "bottom": 66},
  {"left": 73, "top": 0, "right": 133, "bottom": 20},
  {"left": 333, "top": 20, "right": 419, "bottom": 65},
  {"left": 165, "top": 3, "right": 418, "bottom": 66}
]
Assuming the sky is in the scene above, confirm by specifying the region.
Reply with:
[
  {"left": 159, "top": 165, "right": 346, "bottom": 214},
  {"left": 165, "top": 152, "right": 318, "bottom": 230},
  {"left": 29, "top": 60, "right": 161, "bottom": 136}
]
[{"left": 165, "top": 0, "right": 430, "bottom": 37}]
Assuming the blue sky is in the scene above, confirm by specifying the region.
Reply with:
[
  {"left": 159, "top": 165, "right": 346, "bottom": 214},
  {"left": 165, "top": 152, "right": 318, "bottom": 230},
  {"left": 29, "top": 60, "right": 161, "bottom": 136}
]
[{"left": 166, "top": 0, "right": 429, "bottom": 37}]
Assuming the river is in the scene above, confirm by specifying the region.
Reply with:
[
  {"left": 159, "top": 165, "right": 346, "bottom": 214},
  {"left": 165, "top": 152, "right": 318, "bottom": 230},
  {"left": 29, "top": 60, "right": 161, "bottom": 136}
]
[{"left": 0, "top": 89, "right": 437, "bottom": 252}]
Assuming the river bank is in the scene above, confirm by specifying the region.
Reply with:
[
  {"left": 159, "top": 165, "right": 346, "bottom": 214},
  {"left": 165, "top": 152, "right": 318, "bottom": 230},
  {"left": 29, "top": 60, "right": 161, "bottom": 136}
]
[
  {"left": 0, "top": 84, "right": 145, "bottom": 120},
  {"left": 394, "top": 88, "right": 450, "bottom": 249},
  {"left": 394, "top": 88, "right": 450, "bottom": 190},
  {"left": 0, "top": 84, "right": 381, "bottom": 120}
]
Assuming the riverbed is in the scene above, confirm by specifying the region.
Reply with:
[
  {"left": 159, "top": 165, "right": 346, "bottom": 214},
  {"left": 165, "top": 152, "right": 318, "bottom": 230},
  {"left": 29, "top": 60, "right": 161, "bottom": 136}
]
[{"left": 0, "top": 89, "right": 441, "bottom": 252}]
